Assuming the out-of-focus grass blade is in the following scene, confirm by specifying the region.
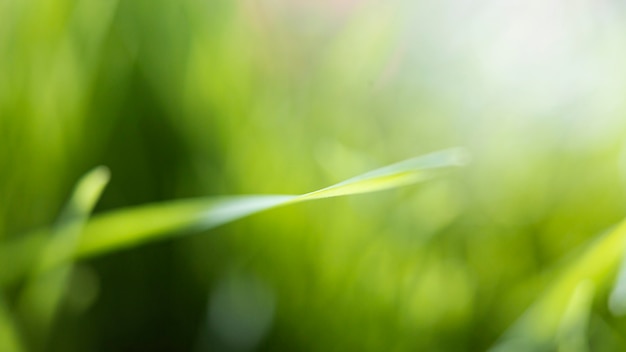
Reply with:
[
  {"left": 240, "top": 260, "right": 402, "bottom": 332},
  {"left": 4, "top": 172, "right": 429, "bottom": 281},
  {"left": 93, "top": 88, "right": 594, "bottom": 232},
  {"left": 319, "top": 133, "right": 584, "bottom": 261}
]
[
  {"left": 608, "top": 247, "right": 626, "bottom": 315},
  {"left": 491, "top": 220, "right": 626, "bottom": 351},
  {"left": 0, "top": 293, "right": 22, "bottom": 352},
  {"left": 17, "top": 167, "right": 110, "bottom": 344},
  {"left": 35, "top": 166, "right": 111, "bottom": 272},
  {"left": 75, "top": 148, "right": 468, "bottom": 259},
  {"left": 556, "top": 280, "right": 594, "bottom": 352}
]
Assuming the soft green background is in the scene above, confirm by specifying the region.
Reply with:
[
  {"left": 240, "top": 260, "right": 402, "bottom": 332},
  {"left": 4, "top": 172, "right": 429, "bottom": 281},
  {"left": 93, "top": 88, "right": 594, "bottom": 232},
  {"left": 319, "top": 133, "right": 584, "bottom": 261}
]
[{"left": 3, "top": 0, "right": 626, "bottom": 351}]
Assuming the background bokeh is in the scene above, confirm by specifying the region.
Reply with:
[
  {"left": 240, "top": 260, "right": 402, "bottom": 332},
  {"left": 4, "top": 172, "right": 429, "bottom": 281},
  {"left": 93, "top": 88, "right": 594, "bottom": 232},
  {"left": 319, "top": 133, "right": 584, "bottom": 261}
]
[{"left": 3, "top": 0, "right": 626, "bottom": 351}]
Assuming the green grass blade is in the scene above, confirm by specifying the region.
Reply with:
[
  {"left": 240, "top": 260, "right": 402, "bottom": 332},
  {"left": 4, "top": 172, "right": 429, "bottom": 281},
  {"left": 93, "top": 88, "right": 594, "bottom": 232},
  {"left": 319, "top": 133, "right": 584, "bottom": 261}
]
[
  {"left": 36, "top": 166, "right": 111, "bottom": 272},
  {"left": 17, "top": 167, "right": 110, "bottom": 343},
  {"left": 76, "top": 195, "right": 296, "bottom": 258},
  {"left": 296, "top": 148, "right": 468, "bottom": 201},
  {"left": 0, "top": 293, "right": 23, "bottom": 352},
  {"left": 75, "top": 147, "right": 468, "bottom": 258},
  {"left": 556, "top": 280, "right": 594, "bottom": 352},
  {"left": 491, "top": 220, "right": 626, "bottom": 350}
]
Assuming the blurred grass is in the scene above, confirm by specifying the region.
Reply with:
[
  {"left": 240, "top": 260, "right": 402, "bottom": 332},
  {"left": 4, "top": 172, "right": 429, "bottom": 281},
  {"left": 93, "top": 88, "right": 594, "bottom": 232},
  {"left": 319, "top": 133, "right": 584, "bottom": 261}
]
[
  {"left": 3, "top": 0, "right": 626, "bottom": 351},
  {"left": 17, "top": 166, "right": 109, "bottom": 350}
]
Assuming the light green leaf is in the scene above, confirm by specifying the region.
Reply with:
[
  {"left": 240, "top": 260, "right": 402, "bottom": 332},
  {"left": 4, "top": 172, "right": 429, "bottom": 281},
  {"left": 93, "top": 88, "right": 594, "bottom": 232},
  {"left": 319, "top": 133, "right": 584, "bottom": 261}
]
[{"left": 75, "top": 147, "right": 468, "bottom": 258}]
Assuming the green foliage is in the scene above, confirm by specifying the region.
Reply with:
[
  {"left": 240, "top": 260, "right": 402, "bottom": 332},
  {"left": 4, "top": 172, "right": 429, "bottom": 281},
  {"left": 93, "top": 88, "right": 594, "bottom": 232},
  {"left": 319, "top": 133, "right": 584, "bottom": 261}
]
[{"left": 3, "top": 0, "right": 626, "bottom": 351}]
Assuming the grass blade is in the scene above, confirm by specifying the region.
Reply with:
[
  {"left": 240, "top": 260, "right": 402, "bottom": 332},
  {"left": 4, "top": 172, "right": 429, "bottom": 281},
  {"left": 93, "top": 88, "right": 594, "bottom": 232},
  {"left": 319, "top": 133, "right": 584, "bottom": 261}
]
[
  {"left": 75, "top": 147, "right": 468, "bottom": 258},
  {"left": 0, "top": 293, "right": 23, "bottom": 352},
  {"left": 491, "top": 220, "right": 626, "bottom": 350},
  {"left": 76, "top": 195, "right": 296, "bottom": 258},
  {"left": 17, "top": 167, "right": 110, "bottom": 345}
]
